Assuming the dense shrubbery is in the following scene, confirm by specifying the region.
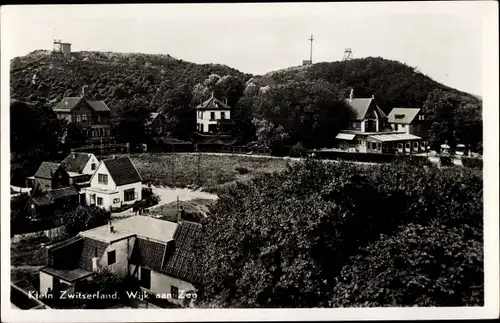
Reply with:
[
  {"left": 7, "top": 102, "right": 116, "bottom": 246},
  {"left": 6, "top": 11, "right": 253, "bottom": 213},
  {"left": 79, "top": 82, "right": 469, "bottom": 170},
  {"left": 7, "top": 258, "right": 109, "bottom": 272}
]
[
  {"left": 461, "top": 157, "right": 483, "bottom": 169},
  {"left": 194, "top": 159, "right": 483, "bottom": 307},
  {"left": 63, "top": 206, "right": 111, "bottom": 236}
]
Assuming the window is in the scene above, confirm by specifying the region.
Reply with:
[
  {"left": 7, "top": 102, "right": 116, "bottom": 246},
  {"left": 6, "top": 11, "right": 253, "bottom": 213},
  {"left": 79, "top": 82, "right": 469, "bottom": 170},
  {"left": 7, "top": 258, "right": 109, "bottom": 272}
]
[
  {"left": 113, "top": 198, "right": 120, "bottom": 204},
  {"left": 124, "top": 189, "right": 135, "bottom": 202},
  {"left": 82, "top": 114, "right": 87, "bottom": 121},
  {"left": 395, "top": 114, "right": 405, "bottom": 119},
  {"left": 76, "top": 115, "right": 81, "bottom": 122},
  {"left": 98, "top": 174, "right": 108, "bottom": 184},
  {"left": 210, "top": 112, "right": 215, "bottom": 120},
  {"left": 200, "top": 124, "right": 204, "bottom": 132},
  {"left": 171, "top": 286, "right": 179, "bottom": 299},
  {"left": 221, "top": 112, "right": 226, "bottom": 119},
  {"left": 401, "top": 124, "right": 406, "bottom": 129},
  {"left": 97, "top": 197, "right": 103, "bottom": 205},
  {"left": 156, "top": 127, "right": 162, "bottom": 134},
  {"left": 91, "top": 163, "right": 96, "bottom": 170},
  {"left": 107, "top": 250, "right": 116, "bottom": 265},
  {"left": 90, "top": 194, "right": 96, "bottom": 205},
  {"left": 140, "top": 267, "right": 151, "bottom": 289},
  {"left": 199, "top": 111, "right": 203, "bottom": 119}
]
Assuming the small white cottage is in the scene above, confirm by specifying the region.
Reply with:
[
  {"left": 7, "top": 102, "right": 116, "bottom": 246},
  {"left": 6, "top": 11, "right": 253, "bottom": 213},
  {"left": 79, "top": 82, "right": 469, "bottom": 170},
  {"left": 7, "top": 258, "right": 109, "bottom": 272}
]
[{"left": 84, "top": 156, "right": 142, "bottom": 211}]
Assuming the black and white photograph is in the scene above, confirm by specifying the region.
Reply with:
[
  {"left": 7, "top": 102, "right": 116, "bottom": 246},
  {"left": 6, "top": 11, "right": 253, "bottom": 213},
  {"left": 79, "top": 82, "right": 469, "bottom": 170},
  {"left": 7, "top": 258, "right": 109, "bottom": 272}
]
[{"left": 1, "top": 2, "right": 498, "bottom": 322}]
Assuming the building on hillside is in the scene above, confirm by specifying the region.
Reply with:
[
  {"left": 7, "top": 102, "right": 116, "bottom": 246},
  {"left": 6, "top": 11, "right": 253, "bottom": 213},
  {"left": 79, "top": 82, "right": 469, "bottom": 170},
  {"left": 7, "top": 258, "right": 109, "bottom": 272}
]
[
  {"left": 335, "top": 89, "right": 427, "bottom": 154},
  {"left": 145, "top": 112, "right": 170, "bottom": 137},
  {"left": 387, "top": 107, "right": 428, "bottom": 138},
  {"left": 195, "top": 95, "right": 234, "bottom": 135},
  {"left": 344, "top": 89, "right": 388, "bottom": 132},
  {"left": 60, "top": 152, "right": 100, "bottom": 190},
  {"left": 53, "top": 86, "right": 112, "bottom": 146},
  {"left": 39, "top": 216, "right": 202, "bottom": 307},
  {"left": 83, "top": 156, "right": 142, "bottom": 211},
  {"left": 27, "top": 186, "right": 81, "bottom": 219},
  {"left": 27, "top": 162, "right": 70, "bottom": 192}
]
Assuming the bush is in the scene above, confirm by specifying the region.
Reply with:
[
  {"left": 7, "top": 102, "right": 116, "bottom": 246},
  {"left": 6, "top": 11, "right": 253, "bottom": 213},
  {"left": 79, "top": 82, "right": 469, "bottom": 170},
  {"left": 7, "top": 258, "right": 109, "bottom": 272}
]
[
  {"left": 289, "top": 142, "right": 307, "bottom": 158},
  {"left": 461, "top": 157, "right": 483, "bottom": 169},
  {"left": 439, "top": 156, "right": 453, "bottom": 166},
  {"left": 63, "top": 206, "right": 111, "bottom": 236},
  {"left": 235, "top": 166, "right": 250, "bottom": 175},
  {"left": 195, "top": 159, "right": 483, "bottom": 307}
]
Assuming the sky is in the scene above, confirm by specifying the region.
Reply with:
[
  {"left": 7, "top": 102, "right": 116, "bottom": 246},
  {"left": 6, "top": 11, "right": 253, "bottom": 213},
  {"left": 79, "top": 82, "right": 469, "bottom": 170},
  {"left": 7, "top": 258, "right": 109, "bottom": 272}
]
[{"left": 1, "top": 2, "right": 490, "bottom": 96}]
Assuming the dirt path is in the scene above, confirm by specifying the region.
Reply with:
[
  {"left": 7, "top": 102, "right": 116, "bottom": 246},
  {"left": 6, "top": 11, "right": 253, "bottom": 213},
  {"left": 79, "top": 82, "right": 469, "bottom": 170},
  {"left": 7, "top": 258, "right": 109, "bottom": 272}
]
[{"left": 112, "top": 185, "right": 218, "bottom": 218}]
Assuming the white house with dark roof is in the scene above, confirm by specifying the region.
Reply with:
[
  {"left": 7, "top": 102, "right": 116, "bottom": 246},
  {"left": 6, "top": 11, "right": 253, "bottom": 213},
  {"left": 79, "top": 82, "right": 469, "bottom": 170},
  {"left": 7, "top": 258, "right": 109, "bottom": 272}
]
[
  {"left": 39, "top": 216, "right": 202, "bottom": 307},
  {"left": 83, "top": 156, "right": 142, "bottom": 211},
  {"left": 195, "top": 95, "right": 233, "bottom": 135},
  {"left": 387, "top": 107, "right": 428, "bottom": 138}
]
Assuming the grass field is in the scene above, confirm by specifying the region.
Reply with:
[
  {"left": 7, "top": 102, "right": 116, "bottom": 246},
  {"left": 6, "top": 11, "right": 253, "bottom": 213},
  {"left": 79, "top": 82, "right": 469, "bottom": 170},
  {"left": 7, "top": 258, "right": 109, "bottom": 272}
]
[{"left": 130, "top": 153, "right": 289, "bottom": 190}]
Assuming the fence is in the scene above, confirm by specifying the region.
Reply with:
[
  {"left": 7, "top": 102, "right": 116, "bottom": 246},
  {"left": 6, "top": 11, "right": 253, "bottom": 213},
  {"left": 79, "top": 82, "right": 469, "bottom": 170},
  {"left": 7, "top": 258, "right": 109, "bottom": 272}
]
[{"left": 12, "top": 225, "right": 66, "bottom": 243}]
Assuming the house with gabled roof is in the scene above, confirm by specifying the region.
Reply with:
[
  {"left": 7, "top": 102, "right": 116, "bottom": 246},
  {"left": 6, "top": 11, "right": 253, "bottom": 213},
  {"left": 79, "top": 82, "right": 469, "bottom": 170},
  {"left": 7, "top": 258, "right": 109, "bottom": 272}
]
[
  {"left": 335, "top": 89, "right": 427, "bottom": 154},
  {"left": 39, "top": 216, "right": 202, "bottom": 307},
  {"left": 387, "top": 107, "right": 428, "bottom": 138},
  {"left": 83, "top": 156, "right": 142, "bottom": 211},
  {"left": 28, "top": 162, "right": 70, "bottom": 192},
  {"left": 53, "top": 86, "right": 112, "bottom": 146},
  {"left": 145, "top": 112, "right": 170, "bottom": 137},
  {"left": 27, "top": 186, "right": 80, "bottom": 219},
  {"left": 195, "top": 94, "right": 234, "bottom": 135}
]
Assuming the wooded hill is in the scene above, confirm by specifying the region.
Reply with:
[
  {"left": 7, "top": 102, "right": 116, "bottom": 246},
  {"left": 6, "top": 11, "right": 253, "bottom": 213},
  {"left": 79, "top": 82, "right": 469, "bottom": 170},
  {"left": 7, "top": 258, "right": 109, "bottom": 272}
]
[{"left": 10, "top": 51, "right": 482, "bottom": 152}]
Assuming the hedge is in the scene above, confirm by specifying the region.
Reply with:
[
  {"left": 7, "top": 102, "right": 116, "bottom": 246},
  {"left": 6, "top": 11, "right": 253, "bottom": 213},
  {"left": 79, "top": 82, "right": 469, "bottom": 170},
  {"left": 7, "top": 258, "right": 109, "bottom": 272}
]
[
  {"left": 309, "top": 150, "right": 430, "bottom": 165},
  {"left": 461, "top": 157, "right": 483, "bottom": 169}
]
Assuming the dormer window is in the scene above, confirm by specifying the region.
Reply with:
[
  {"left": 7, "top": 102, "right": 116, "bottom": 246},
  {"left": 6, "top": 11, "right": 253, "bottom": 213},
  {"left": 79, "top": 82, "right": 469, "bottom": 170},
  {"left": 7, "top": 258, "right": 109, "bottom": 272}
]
[{"left": 395, "top": 114, "right": 405, "bottom": 119}]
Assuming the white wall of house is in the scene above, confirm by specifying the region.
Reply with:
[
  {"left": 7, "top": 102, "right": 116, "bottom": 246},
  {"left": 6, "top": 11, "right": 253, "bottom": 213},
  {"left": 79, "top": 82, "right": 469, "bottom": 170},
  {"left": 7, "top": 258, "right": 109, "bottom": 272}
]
[
  {"left": 130, "top": 264, "right": 196, "bottom": 306},
  {"left": 86, "top": 161, "right": 142, "bottom": 210},
  {"left": 118, "top": 182, "right": 142, "bottom": 206},
  {"left": 99, "top": 236, "right": 136, "bottom": 276},
  {"left": 391, "top": 123, "right": 411, "bottom": 134},
  {"left": 90, "top": 163, "right": 117, "bottom": 190},
  {"left": 82, "top": 154, "right": 100, "bottom": 175},
  {"left": 196, "top": 109, "right": 230, "bottom": 132},
  {"left": 84, "top": 188, "right": 120, "bottom": 211}
]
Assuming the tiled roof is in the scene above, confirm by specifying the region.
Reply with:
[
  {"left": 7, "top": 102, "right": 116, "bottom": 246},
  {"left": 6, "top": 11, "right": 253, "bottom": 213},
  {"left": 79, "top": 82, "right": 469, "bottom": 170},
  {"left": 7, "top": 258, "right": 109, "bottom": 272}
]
[
  {"left": 78, "top": 237, "right": 109, "bottom": 271},
  {"left": 87, "top": 100, "right": 111, "bottom": 112},
  {"left": 130, "top": 238, "right": 166, "bottom": 272},
  {"left": 387, "top": 108, "right": 421, "bottom": 124},
  {"left": 31, "top": 194, "right": 54, "bottom": 206},
  {"left": 199, "top": 138, "right": 226, "bottom": 145},
  {"left": 34, "top": 162, "right": 60, "bottom": 179},
  {"left": 196, "top": 97, "right": 231, "bottom": 110},
  {"left": 53, "top": 97, "right": 110, "bottom": 113},
  {"left": 345, "top": 98, "right": 387, "bottom": 121},
  {"left": 161, "top": 221, "right": 202, "bottom": 283},
  {"left": 48, "top": 186, "right": 79, "bottom": 199},
  {"left": 53, "top": 97, "right": 82, "bottom": 112},
  {"left": 103, "top": 156, "right": 142, "bottom": 186},
  {"left": 61, "top": 152, "right": 92, "bottom": 173}
]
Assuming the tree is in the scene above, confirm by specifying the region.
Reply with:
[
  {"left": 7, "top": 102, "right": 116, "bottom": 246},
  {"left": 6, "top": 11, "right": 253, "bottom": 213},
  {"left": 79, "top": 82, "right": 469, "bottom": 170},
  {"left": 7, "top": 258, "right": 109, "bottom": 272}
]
[
  {"left": 194, "top": 160, "right": 483, "bottom": 308},
  {"left": 331, "top": 221, "right": 483, "bottom": 307},
  {"left": 64, "top": 122, "right": 88, "bottom": 148},
  {"left": 111, "top": 97, "right": 151, "bottom": 144},
  {"left": 63, "top": 206, "right": 111, "bottom": 236},
  {"left": 253, "top": 80, "right": 351, "bottom": 148}
]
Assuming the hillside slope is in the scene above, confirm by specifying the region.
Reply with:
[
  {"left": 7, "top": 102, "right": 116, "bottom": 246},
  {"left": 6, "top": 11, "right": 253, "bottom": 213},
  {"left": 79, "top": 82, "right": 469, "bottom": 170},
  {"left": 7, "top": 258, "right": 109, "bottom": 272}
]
[
  {"left": 10, "top": 50, "right": 252, "bottom": 112},
  {"left": 249, "top": 57, "right": 480, "bottom": 113}
]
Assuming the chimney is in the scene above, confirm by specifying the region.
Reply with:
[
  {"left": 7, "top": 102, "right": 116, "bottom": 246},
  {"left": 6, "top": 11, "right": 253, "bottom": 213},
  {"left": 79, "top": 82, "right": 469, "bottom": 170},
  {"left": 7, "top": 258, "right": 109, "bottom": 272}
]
[
  {"left": 349, "top": 88, "right": 354, "bottom": 101},
  {"left": 72, "top": 152, "right": 76, "bottom": 159},
  {"left": 108, "top": 220, "right": 114, "bottom": 233},
  {"left": 371, "top": 94, "right": 375, "bottom": 99},
  {"left": 225, "top": 98, "right": 228, "bottom": 105},
  {"left": 81, "top": 85, "right": 87, "bottom": 98},
  {"left": 92, "top": 247, "right": 99, "bottom": 271},
  {"left": 112, "top": 154, "right": 116, "bottom": 160}
]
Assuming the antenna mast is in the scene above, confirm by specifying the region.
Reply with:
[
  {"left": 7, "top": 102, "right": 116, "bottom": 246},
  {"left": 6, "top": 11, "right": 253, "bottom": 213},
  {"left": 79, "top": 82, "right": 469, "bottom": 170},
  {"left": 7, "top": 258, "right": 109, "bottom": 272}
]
[{"left": 309, "top": 34, "right": 314, "bottom": 62}]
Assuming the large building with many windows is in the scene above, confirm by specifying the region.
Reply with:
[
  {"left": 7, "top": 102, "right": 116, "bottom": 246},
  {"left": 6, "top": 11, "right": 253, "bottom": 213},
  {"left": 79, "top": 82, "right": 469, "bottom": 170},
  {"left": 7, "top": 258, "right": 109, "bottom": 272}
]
[{"left": 53, "top": 87, "right": 112, "bottom": 146}]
